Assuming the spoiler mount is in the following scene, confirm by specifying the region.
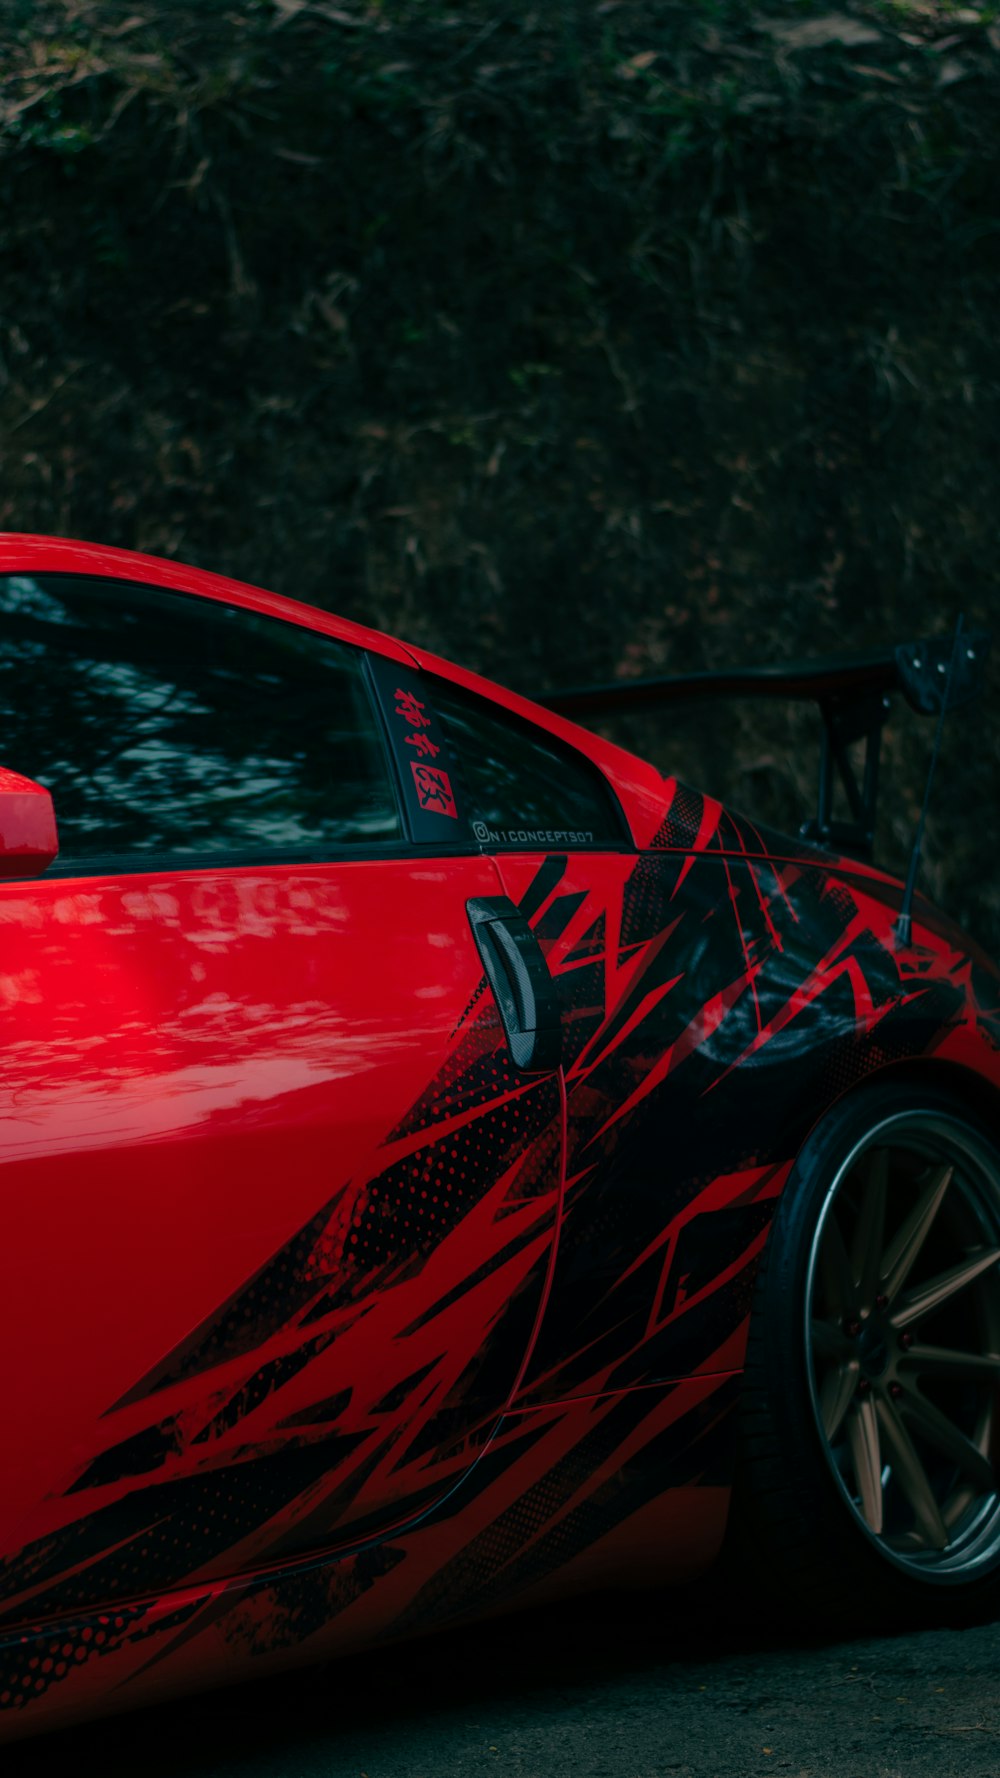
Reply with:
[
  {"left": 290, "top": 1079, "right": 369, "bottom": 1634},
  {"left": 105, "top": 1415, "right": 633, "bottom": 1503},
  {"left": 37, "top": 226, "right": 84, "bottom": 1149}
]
[{"left": 541, "top": 629, "right": 991, "bottom": 861}]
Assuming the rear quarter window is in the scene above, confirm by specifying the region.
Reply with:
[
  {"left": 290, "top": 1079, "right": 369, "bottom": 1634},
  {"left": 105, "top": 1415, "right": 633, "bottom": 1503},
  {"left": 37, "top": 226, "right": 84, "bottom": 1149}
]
[{"left": 429, "top": 678, "right": 628, "bottom": 850}]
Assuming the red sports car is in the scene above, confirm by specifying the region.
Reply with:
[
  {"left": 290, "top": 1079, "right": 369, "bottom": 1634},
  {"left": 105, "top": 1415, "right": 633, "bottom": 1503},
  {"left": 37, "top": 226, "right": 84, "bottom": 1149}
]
[{"left": 1, "top": 534, "right": 998, "bottom": 1741}]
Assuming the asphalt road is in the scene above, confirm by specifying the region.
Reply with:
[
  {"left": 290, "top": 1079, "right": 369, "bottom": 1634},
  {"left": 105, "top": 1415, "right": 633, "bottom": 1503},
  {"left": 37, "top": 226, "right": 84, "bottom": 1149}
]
[{"left": 8, "top": 1587, "right": 1000, "bottom": 1778}]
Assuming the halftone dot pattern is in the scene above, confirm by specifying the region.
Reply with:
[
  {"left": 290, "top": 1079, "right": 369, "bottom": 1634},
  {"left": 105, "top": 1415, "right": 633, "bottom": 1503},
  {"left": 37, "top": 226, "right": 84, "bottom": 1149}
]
[
  {"left": 823, "top": 877, "right": 857, "bottom": 925},
  {"left": 0, "top": 1057, "right": 562, "bottom": 1636},
  {"left": 442, "top": 1388, "right": 734, "bottom": 1629},
  {"left": 386, "top": 999, "right": 514, "bottom": 1142},
  {"left": 341, "top": 1089, "right": 552, "bottom": 1282},
  {"left": 619, "top": 853, "right": 683, "bottom": 949},
  {"left": 517, "top": 833, "right": 987, "bottom": 1409},
  {"left": 387, "top": 1382, "right": 730, "bottom": 1639},
  {"left": 0, "top": 1598, "right": 197, "bottom": 1712},
  {"left": 650, "top": 782, "right": 704, "bottom": 851},
  {"left": 388, "top": 1458, "right": 571, "bottom": 1635},
  {"left": 0, "top": 1442, "right": 347, "bottom": 1628},
  {"left": 499, "top": 1091, "right": 561, "bottom": 1207}
]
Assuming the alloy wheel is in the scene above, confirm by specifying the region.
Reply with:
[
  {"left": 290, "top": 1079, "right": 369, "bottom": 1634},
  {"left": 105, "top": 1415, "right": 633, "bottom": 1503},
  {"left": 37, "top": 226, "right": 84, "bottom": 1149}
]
[{"left": 805, "top": 1110, "right": 1000, "bottom": 1583}]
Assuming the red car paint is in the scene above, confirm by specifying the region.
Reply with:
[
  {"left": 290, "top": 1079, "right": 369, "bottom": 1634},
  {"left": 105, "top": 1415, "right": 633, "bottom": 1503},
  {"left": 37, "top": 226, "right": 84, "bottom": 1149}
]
[{"left": 0, "top": 535, "right": 997, "bottom": 1739}]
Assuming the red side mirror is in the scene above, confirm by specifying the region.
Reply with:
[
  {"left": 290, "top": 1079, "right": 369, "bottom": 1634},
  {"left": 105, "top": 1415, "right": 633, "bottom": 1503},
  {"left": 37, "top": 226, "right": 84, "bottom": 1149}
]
[{"left": 0, "top": 768, "right": 58, "bottom": 878}]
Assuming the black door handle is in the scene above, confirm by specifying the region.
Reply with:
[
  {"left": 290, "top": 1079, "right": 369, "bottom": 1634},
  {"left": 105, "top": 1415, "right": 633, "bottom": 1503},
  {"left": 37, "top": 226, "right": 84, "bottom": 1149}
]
[{"left": 466, "top": 897, "right": 562, "bottom": 1074}]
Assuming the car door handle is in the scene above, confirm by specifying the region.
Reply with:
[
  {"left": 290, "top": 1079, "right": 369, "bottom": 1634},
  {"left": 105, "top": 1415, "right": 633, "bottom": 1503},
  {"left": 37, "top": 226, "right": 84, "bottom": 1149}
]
[{"left": 466, "top": 897, "right": 562, "bottom": 1074}]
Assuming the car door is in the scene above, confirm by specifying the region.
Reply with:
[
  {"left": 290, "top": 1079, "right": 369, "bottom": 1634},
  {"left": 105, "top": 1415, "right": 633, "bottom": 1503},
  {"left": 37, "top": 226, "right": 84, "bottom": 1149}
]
[{"left": 0, "top": 570, "right": 563, "bottom": 1628}]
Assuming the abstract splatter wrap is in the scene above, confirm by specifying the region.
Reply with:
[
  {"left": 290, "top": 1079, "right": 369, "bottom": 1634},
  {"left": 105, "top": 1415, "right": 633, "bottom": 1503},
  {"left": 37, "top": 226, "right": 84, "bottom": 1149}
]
[{"left": 2, "top": 781, "right": 998, "bottom": 1740}]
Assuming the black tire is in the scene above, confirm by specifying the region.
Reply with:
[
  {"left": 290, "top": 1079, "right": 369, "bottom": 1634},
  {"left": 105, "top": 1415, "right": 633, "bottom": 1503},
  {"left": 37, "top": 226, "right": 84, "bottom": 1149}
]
[{"left": 728, "top": 1079, "right": 1000, "bottom": 1630}]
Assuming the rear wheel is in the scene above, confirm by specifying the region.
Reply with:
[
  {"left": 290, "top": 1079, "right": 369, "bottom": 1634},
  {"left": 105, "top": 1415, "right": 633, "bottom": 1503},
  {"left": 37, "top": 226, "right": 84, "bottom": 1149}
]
[{"left": 731, "top": 1081, "right": 1000, "bottom": 1626}]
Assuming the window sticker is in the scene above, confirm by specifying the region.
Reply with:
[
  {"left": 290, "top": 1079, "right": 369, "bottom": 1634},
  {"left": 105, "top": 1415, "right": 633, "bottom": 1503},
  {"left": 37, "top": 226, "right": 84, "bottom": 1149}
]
[
  {"left": 393, "top": 687, "right": 431, "bottom": 731},
  {"left": 406, "top": 731, "right": 440, "bottom": 761},
  {"left": 472, "top": 821, "right": 594, "bottom": 846},
  {"left": 428, "top": 675, "right": 628, "bottom": 852},
  {"left": 411, "top": 761, "right": 458, "bottom": 818},
  {"left": 367, "top": 654, "right": 466, "bottom": 844}
]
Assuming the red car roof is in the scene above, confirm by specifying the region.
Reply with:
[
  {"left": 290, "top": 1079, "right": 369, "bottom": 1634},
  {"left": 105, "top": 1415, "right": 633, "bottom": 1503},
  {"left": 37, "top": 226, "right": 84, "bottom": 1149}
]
[{"left": 0, "top": 533, "right": 416, "bottom": 663}]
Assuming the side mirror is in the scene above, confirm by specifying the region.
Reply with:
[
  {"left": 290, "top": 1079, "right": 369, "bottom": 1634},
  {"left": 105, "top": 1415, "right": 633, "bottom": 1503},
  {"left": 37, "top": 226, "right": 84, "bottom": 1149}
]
[{"left": 0, "top": 768, "right": 58, "bottom": 878}]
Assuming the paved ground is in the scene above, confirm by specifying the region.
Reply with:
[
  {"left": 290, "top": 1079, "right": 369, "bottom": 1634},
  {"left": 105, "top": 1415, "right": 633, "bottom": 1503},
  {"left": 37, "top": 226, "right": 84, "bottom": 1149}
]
[{"left": 8, "top": 1588, "right": 1000, "bottom": 1777}]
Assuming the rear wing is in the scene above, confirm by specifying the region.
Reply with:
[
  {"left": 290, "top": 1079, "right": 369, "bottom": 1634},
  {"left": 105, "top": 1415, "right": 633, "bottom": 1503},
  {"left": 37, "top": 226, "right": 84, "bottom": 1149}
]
[{"left": 540, "top": 631, "right": 991, "bottom": 859}]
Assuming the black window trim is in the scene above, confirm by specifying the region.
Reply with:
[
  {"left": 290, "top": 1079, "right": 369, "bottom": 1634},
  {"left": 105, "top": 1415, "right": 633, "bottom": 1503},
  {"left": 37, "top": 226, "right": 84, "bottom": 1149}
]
[{"left": 40, "top": 839, "right": 488, "bottom": 882}]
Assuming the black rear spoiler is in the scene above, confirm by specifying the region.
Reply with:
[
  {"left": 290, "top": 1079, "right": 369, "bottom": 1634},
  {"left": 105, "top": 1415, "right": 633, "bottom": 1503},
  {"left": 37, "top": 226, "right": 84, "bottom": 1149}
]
[{"left": 540, "top": 631, "right": 991, "bottom": 859}]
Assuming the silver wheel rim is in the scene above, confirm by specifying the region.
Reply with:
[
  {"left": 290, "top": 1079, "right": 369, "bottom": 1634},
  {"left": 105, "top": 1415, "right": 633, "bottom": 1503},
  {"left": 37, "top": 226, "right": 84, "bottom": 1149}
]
[{"left": 805, "top": 1108, "right": 1000, "bottom": 1585}]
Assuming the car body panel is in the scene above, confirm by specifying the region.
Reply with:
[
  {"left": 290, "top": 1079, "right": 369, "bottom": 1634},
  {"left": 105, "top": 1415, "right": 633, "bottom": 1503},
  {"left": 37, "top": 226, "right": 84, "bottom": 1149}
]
[
  {"left": 496, "top": 835, "right": 1000, "bottom": 1405},
  {"left": 1, "top": 536, "right": 998, "bottom": 1741},
  {"left": 0, "top": 856, "right": 564, "bottom": 1624},
  {"left": 0, "top": 1371, "right": 736, "bottom": 1739}
]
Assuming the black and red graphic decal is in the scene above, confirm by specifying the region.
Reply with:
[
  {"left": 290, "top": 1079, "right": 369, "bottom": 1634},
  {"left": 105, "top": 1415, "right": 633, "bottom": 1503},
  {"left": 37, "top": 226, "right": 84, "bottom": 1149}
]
[
  {"left": 410, "top": 760, "right": 457, "bottom": 818},
  {"left": 2, "top": 778, "right": 999, "bottom": 1739}
]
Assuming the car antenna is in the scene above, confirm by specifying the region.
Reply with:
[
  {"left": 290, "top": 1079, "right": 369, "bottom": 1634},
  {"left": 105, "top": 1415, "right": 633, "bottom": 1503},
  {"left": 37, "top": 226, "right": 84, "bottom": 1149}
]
[{"left": 895, "top": 613, "right": 966, "bottom": 949}]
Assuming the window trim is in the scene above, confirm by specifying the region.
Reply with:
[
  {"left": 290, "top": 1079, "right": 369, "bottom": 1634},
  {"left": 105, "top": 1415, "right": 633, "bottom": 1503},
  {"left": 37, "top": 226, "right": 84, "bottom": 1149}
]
[{"left": 39, "top": 839, "right": 487, "bottom": 882}]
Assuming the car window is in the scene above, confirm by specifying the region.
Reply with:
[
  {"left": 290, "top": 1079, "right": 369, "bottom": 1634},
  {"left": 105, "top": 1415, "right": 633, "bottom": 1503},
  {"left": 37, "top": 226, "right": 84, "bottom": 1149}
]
[
  {"left": 0, "top": 574, "right": 401, "bottom": 862},
  {"left": 429, "top": 676, "right": 627, "bottom": 850}
]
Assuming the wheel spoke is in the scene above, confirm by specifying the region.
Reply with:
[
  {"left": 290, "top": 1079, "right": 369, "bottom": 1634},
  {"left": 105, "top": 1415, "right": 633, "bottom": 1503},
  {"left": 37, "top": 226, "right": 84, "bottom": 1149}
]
[
  {"left": 897, "top": 1385, "right": 995, "bottom": 1491},
  {"left": 818, "top": 1208, "right": 858, "bottom": 1318},
  {"left": 880, "top": 1163, "right": 953, "bottom": 1303},
  {"left": 900, "top": 1343, "right": 1000, "bottom": 1383},
  {"left": 876, "top": 1398, "right": 949, "bottom": 1549},
  {"left": 847, "top": 1397, "right": 883, "bottom": 1534},
  {"left": 819, "top": 1362, "right": 858, "bottom": 1440},
  {"left": 852, "top": 1148, "right": 887, "bottom": 1305},
  {"left": 891, "top": 1247, "right": 1000, "bottom": 1330}
]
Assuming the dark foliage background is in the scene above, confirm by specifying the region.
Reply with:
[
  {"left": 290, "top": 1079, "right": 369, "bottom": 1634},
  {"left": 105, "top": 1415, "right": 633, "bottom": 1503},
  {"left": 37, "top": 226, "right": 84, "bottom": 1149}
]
[{"left": 1, "top": 1, "right": 998, "bottom": 944}]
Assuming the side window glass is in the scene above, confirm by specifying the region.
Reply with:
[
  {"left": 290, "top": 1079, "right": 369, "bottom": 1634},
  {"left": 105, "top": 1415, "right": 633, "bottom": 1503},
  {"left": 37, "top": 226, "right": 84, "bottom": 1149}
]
[
  {"left": 429, "top": 678, "right": 627, "bottom": 849},
  {"left": 0, "top": 575, "right": 401, "bottom": 862}
]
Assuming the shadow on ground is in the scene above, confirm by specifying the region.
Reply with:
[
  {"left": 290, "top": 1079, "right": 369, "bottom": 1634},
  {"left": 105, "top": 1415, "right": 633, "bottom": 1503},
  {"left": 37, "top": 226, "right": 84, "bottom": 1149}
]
[{"left": 6, "top": 1580, "right": 1000, "bottom": 1778}]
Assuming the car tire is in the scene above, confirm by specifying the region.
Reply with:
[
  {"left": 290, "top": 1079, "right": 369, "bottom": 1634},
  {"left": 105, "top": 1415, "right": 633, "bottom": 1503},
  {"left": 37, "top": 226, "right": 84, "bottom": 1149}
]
[{"left": 727, "top": 1079, "right": 1000, "bottom": 1629}]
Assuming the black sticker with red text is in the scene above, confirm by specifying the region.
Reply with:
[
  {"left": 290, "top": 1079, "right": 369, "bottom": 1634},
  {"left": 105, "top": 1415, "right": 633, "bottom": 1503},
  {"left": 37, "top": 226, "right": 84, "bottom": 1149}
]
[{"left": 367, "top": 656, "right": 466, "bottom": 844}]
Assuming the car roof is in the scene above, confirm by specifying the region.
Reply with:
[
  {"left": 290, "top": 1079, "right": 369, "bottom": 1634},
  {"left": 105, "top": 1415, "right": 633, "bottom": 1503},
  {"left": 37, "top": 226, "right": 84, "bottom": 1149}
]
[
  {"left": 0, "top": 534, "right": 669, "bottom": 839},
  {"left": 0, "top": 533, "right": 417, "bottom": 663}
]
